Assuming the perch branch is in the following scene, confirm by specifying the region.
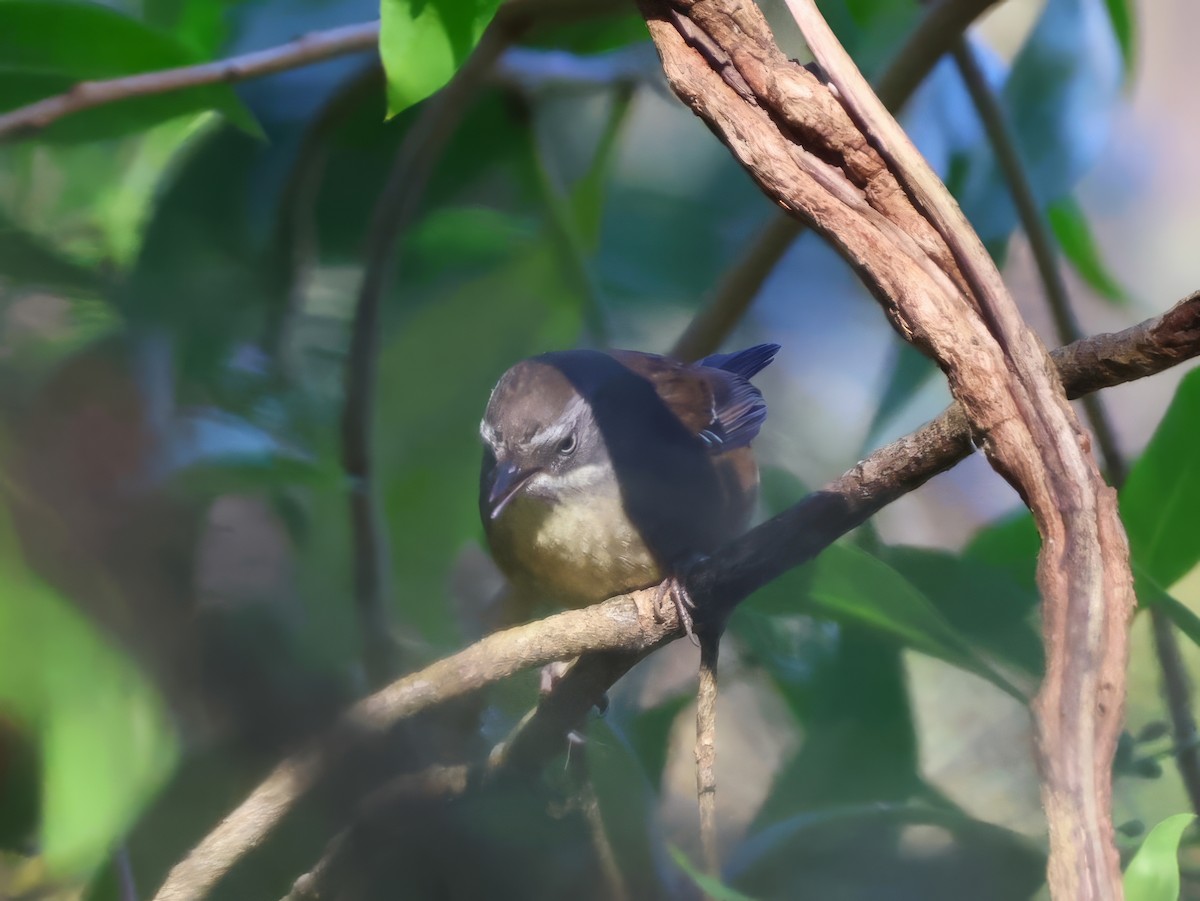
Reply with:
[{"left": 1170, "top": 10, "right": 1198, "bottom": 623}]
[
  {"left": 153, "top": 290, "right": 1200, "bottom": 901},
  {"left": 696, "top": 633, "right": 721, "bottom": 878}
]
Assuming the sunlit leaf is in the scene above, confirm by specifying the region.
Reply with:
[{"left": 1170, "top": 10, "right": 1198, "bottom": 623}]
[
  {"left": 670, "top": 846, "right": 759, "bottom": 901},
  {"left": 0, "top": 507, "right": 178, "bottom": 880},
  {"left": 0, "top": 1, "right": 258, "bottom": 141},
  {"left": 1047, "top": 195, "right": 1129, "bottom": 305},
  {"left": 1121, "top": 368, "right": 1200, "bottom": 587},
  {"left": 1123, "top": 813, "right": 1194, "bottom": 901},
  {"left": 379, "top": 0, "right": 504, "bottom": 117}
]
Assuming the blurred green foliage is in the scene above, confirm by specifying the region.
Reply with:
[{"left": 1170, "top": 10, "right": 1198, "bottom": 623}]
[{"left": 0, "top": 0, "right": 1196, "bottom": 898}]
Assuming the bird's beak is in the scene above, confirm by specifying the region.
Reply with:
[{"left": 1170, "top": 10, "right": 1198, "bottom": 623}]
[{"left": 486, "top": 459, "right": 538, "bottom": 520}]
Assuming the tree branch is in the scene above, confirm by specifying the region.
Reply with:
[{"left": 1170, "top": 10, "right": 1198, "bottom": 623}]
[
  {"left": 151, "top": 290, "right": 1200, "bottom": 901},
  {"left": 671, "top": 0, "right": 1003, "bottom": 361},
  {"left": 951, "top": 37, "right": 1200, "bottom": 822},
  {"left": 0, "top": 22, "right": 381, "bottom": 142},
  {"left": 640, "top": 0, "right": 1136, "bottom": 894},
  {"left": 0, "top": 0, "right": 629, "bottom": 143}
]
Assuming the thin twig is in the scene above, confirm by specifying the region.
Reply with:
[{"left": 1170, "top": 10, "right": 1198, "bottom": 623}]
[
  {"left": 341, "top": 20, "right": 518, "bottom": 685},
  {"left": 951, "top": 38, "right": 1200, "bottom": 820},
  {"left": 695, "top": 632, "right": 720, "bottom": 882},
  {"left": 670, "top": 0, "right": 1004, "bottom": 361},
  {"left": 152, "top": 290, "right": 1200, "bottom": 901},
  {"left": 0, "top": 22, "right": 381, "bottom": 142}
]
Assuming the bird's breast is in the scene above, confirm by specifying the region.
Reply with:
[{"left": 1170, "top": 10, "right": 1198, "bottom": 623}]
[{"left": 487, "top": 479, "right": 661, "bottom": 611}]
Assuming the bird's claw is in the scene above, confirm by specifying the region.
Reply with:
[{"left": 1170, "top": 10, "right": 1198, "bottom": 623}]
[{"left": 655, "top": 575, "right": 699, "bottom": 647}]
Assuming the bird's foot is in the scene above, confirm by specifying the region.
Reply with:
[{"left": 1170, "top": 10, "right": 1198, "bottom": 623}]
[{"left": 654, "top": 574, "right": 699, "bottom": 647}]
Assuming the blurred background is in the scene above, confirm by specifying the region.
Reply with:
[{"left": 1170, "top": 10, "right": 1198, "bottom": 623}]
[{"left": 2, "top": 0, "right": 1199, "bottom": 897}]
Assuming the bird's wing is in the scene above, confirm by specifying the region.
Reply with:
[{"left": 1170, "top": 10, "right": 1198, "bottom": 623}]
[{"left": 611, "top": 347, "right": 775, "bottom": 452}]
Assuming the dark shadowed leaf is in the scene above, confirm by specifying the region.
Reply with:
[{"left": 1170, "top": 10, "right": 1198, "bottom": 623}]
[
  {"left": 881, "top": 545, "right": 1043, "bottom": 678},
  {"left": 742, "top": 528, "right": 1023, "bottom": 698},
  {"left": 589, "top": 719, "right": 674, "bottom": 897},
  {"left": 1123, "top": 813, "right": 1194, "bottom": 901},
  {"left": 622, "top": 692, "right": 691, "bottom": 791},
  {"left": 965, "top": 511, "right": 1039, "bottom": 592},
  {"left": 728, "top": 802, "right": 1046, "bottom": 901}
]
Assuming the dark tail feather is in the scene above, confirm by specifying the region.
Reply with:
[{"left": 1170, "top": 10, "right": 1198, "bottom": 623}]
[{"left": 698, "top": 343, "right": 780, "bottom": 380}]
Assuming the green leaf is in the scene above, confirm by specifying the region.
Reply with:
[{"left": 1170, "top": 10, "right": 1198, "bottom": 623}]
[
  {"left": 1047, "top": 196, "right": 1129, "bottom": 305},
  {"left": 965, "top": 511, "right": 1039, "bottom": 592},
  {"left": 0, "top": 1, "right": 258, "bottom": 141},
  {"left": 729, "top": 802, "right": 1045, "bottom": 900},
  {"left": 623, "top": 692, "right": 690, "bottom": 791},
  {"left": 1121, "top": 368, "right": 1200, "bottom": 588},
  {"left": 1103, "top": 0, "right": 1137, "bottom": 77},
  {"left": 0, "top": 507, "right": 178, "bottom": 880},
  {"left": 794, "top": 543, "right": 1025, "bottom": 699},
  {"left": 1134, "top": 568, "right": 1200, "bottom": 649},
  {"left": 380, "top": 0, "right": 504, "bottom": 117},
  {"left": 881, "top": 545, "right": 1043, "bottom": 678},
  {"left": 670, "top": 846, "right": 759, "bottom": 901},
  {"left": 1123, "top": 813, "right": 1194, "bottom": 901}
]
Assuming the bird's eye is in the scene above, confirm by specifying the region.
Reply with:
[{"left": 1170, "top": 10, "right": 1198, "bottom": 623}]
[{"left": 557, "top": 434, "right": 576, "bottom": 456}]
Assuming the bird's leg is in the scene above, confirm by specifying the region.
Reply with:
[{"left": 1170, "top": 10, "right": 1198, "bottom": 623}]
[{"left": 654, "top": 574, "right": 700, "bottom": 647}]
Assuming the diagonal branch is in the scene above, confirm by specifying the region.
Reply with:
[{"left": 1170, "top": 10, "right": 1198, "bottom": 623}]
[{"left": 151, "top": 290, "right": 1200, "bottom": 901}]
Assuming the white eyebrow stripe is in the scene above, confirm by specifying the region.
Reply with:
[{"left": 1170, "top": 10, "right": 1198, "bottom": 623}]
[
  {"left": 529, "top": 393, "right": 588, "bottom": 447},
  {"left": 480, "top": 418, "right": 500, "bottom": 449}
]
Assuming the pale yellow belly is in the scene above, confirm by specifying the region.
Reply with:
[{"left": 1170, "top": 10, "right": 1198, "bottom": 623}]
[{"left": 489, "top": 490, "right": 661, "bottom": 611}]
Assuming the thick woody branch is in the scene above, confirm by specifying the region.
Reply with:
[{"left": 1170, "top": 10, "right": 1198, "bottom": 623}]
[
  {"left": 672, "top": 0, "right": 1004, "bottom": 361},
  {"left": 152, "top": 291, "right": 1200, "bottom": 901},
  {"left": 639, "top": 0, "right": 1136, "bottom": 895}
]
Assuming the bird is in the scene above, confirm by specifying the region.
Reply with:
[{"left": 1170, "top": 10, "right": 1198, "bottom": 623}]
[{"left": 478, "top": 343, "right": 779, "bottom": 638}]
